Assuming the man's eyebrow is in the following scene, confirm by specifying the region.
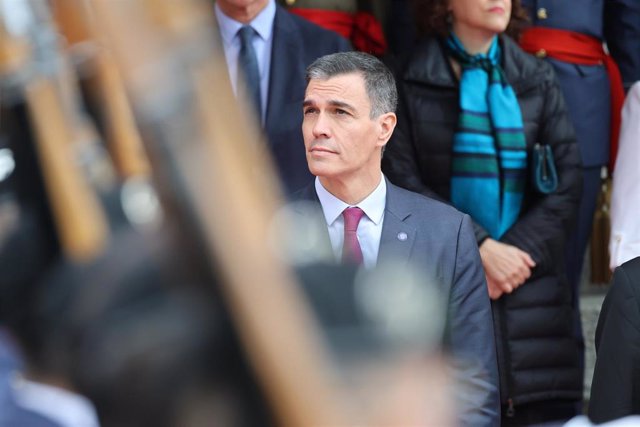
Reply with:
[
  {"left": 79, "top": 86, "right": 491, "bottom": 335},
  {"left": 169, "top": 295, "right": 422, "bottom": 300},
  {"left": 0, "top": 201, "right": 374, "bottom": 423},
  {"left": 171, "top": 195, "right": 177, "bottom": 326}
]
[
  {"left": 328, "top": 100, "right": 355, "bottom": 111},
  {"left": 302, "top": 99, "right": 355, "bottom": 110}
]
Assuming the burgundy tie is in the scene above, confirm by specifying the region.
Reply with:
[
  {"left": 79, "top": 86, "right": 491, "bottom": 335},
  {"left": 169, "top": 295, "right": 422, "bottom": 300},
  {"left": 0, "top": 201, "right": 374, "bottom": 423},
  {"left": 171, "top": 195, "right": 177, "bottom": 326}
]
[{"left": 342, "top": 207, "right": 365, "bottom": 265}]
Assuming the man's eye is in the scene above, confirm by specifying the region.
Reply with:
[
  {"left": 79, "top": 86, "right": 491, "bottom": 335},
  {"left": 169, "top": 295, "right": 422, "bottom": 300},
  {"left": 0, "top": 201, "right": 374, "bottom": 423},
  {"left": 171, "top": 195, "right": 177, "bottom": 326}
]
[
  {"left": 304, "top": 108, "right": 317, "bottom": 115},
  {"left": 335, "top": 109, "right": 348, "bottom": 115}
]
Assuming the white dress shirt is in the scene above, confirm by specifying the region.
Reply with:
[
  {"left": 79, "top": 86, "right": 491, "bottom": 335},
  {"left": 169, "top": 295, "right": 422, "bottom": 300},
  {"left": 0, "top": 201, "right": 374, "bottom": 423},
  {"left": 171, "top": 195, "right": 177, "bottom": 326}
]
[
  {"left": 315, "top": 175, "right": 386, "bottom": 268},
  {"left": 214, "top": 0, "right": 276, "bottom": 123},
  {"left": 609, "top": 81, "right": 640, "bottom": 269}
]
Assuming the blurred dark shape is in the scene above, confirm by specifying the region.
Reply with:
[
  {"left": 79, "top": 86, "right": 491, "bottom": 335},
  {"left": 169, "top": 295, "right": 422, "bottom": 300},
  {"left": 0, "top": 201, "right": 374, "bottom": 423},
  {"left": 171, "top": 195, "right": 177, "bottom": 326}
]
[
  {"left": 294, "top": 262, "right": 456, "bottom": 426},
  {"left": 39, "top": 229, "right": 274, "bottom": 427},
  {"left": 0, "top": 101, "right": 60, "bottom": 327}
]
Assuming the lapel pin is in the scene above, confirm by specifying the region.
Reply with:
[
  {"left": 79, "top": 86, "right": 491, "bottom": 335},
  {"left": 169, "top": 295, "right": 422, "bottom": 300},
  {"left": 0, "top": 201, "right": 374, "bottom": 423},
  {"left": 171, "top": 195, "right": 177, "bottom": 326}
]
[{"left": 397, "top": 232, "right": 408, "bottom": 241}]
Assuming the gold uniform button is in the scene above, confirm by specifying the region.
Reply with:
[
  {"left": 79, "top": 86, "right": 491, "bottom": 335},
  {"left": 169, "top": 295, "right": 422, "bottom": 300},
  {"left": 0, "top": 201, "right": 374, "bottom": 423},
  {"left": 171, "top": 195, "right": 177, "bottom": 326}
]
[
  {"left": 537, "top": 8, "right": 548, "bottom": 19},
  {"left": 536, "top": 49, "right": 547, "bottom": 58},
  {"left": 286, "top": 0, "right": 296, "bottom": 5}
]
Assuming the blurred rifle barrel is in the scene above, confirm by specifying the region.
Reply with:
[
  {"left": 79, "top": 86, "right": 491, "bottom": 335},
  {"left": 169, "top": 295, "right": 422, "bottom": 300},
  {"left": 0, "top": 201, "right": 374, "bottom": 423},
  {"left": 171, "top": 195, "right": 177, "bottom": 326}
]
[
  {"left": 87, "top": 0, "right": 353, "bottom": 425},
  {"left": 52, "top": 0, "right": 151, "bottom": 179},
  {"left": 1, "top": 0, "right": 109, "bottom": 261}
]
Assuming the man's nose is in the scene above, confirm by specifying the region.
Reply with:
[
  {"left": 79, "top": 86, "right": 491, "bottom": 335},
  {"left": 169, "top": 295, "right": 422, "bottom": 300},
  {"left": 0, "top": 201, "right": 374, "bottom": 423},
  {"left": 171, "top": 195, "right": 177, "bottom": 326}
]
[{"left": 311, "top": 112, "right": 331, "bottom": 139}]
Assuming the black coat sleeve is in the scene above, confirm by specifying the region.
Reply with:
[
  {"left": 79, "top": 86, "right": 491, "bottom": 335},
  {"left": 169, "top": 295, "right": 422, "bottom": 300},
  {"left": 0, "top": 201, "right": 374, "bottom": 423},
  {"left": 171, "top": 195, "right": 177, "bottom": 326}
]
[
  {"left": 501, "top": 63, "right": 583, "bottom": 272},
  {"left": 589, "top": 258, "right": 640, "bottom": 423}
]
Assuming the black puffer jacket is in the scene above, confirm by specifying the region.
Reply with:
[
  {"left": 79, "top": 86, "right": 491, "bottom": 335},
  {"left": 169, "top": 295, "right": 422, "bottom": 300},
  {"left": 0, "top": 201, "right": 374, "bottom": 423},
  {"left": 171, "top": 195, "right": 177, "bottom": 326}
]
[{"left": 382, "top": 35, "right": 584, "bottom": 409}]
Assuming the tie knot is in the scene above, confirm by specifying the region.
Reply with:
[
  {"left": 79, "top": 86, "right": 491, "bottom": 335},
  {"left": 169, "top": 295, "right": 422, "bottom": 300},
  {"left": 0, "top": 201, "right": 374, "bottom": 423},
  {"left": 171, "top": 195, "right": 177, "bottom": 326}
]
[
  {"left": 343, "top": 207, "right": 365, "bottom": 232},
  {"left": 238, "top": 25, "right": 256, "bottom": 44}
]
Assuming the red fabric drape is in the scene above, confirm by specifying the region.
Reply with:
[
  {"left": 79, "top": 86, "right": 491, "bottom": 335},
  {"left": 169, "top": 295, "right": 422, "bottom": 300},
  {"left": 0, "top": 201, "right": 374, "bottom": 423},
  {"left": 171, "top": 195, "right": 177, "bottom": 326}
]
[
  {"left": 520, "top": 27, "right": 625, "bottom": 172},
  {"left": 289, "top": 8, "right": 387, "bottom": 56}
]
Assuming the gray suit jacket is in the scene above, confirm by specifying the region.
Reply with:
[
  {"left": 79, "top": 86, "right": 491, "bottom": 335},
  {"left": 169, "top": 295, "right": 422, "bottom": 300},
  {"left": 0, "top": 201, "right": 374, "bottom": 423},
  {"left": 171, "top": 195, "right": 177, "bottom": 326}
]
[{"left": 293, "top": 178, "right": 500, "bottom": 427}]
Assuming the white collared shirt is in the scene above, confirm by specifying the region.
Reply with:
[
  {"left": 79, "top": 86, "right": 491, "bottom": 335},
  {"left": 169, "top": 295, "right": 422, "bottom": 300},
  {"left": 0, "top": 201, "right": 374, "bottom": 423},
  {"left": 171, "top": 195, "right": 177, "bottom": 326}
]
[
  {"left": 214, "top": 0, "right": 276, "bottom": 123},
  {"left": 10, "top": 373, "right": 100, "bottom": 427},
  {"left": 315, "top": 175, "right": 386, "bottom": 268}
]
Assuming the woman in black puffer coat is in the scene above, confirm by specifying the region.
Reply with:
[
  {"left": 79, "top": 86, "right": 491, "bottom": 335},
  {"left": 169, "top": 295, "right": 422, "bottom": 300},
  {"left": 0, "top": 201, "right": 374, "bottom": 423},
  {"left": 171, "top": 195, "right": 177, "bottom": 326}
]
[{"left": 382, "top": 0, "right": 583, "bottom": 425}]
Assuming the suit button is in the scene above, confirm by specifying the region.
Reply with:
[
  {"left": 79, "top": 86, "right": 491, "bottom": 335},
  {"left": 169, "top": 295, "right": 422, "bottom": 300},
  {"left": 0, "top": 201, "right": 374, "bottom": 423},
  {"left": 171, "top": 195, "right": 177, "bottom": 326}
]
[
  {"left": 536, "top": 49, "right": 547, "bottom": 58},
  {"left": 286, "top": 0, "right": 296, "bottom": 5},
  {"left": 537, "top": 8, "right": 548, "bottom": 19}
]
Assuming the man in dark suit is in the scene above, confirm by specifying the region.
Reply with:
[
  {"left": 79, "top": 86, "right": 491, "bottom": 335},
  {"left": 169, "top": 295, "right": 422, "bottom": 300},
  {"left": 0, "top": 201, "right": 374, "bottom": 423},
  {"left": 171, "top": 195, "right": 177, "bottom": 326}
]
[
  {"left": 213, "top": 0, "right": 351, "bottom": 195},
  {"left": 295, "top": 51, "right": 500, "bottom": 427},
  {"left": 589, "top": 256, "right": 640, "bottom": 423}
]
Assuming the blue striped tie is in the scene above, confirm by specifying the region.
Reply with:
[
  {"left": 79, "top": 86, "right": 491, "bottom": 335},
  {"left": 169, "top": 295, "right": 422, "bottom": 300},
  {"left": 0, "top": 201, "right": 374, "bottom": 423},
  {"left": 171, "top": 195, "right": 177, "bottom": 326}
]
[{"left": 237, "top": 25, "right": 262, "bottom": 119}]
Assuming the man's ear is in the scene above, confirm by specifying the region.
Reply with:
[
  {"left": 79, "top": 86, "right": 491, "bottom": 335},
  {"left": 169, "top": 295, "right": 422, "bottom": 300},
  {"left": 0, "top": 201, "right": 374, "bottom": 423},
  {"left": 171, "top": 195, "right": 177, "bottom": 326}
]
[{"left": 377, "top": 112, "right": 397, "bottom": 147}]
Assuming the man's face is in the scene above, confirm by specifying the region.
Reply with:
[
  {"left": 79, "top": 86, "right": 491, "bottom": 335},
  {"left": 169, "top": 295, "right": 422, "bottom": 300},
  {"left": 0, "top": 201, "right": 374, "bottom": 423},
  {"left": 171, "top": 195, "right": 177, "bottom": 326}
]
[{"left": 302, "top": 73, "right": 393, "bottom": 182}]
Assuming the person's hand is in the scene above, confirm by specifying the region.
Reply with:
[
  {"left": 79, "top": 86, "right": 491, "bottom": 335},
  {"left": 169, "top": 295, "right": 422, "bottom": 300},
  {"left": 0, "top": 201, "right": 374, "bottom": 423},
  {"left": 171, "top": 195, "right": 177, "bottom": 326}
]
[
  {"left": 485, "top": 275, "right": 505, "bottom": 300},
  {"left": 479, "top": 238, "right": 536, "bottom": 299}
]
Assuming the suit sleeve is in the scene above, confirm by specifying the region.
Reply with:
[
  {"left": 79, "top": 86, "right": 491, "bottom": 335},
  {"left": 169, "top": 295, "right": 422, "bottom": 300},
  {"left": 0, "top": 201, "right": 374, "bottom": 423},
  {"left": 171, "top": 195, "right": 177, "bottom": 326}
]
[
  {"left": 447, "top": 213, "right": 500, "bottom": 427},
  {"left": 604, "top": 0, "right": 640, "bottom": 90},
  {"left": 501, "top": 63, "right": 583, "bottom": 273},
  {"left": 588, "top": 262, "right": 640, "bottom": 423}
]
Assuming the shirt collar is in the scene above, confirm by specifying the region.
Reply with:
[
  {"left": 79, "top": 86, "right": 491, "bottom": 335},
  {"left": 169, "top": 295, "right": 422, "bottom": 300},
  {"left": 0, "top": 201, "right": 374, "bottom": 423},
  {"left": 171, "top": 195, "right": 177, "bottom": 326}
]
[
  {"left": 214, "top": 0, "right": 276, "bottom": 45},
  {"left": 314, "top": 174, "right": 387, "bottom": 226}
]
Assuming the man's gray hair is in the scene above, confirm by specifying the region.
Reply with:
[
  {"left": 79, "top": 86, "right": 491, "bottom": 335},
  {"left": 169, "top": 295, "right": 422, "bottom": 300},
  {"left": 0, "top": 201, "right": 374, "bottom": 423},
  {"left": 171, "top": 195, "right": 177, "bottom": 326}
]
[{"left": 306, "top": 51, "right": 398, "bottom": 118}]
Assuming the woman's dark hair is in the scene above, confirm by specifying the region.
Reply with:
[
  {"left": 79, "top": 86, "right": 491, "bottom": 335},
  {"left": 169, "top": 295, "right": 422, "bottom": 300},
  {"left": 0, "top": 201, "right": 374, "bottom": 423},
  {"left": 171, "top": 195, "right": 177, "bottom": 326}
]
[{"left": 412, "top": 0, "right": 529, "bottom": 40}]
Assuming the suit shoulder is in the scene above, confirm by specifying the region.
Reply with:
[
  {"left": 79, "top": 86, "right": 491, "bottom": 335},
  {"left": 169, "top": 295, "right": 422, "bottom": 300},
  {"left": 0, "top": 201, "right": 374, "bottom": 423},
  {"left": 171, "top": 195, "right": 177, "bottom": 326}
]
[
  {"left": 502, "top": 35, "right": 556, "bottom": 83},
  {"left": 390, "top": 183, "right": 467, "bottom": 224},
  {"left": 280, "top": 8, "right": 351, "bottom": 52},
  {"left": 620, "top": 256, "right": 640, "bottom": 272},
  {"left": 617, "top": 256, "right": 640, "bottom": 289}
]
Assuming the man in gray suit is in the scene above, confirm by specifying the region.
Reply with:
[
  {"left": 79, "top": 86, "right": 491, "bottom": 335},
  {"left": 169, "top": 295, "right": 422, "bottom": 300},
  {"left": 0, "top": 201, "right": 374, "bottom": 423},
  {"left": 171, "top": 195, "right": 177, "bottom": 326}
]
[{"left": 295, "top": 51, "right": 500, "bottom": 426}]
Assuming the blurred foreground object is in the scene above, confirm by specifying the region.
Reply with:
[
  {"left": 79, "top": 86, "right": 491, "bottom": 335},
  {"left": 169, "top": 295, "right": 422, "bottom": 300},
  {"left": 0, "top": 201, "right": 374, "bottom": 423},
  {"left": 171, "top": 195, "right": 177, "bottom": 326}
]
[
  {"left": 1, "top": 1, "right": 460, "bottom": 425},
  {"left": 50, "top": 0, "right": 151, "bottom": 181},
  {"left": 0, "top": 0, "right": 111, "bottom": 262},
  {"left": 78, "top": 0, "right": 349, "bottom": 424},
  {"left": 88, "top": 0, "right": 458, "bottom": 424}
]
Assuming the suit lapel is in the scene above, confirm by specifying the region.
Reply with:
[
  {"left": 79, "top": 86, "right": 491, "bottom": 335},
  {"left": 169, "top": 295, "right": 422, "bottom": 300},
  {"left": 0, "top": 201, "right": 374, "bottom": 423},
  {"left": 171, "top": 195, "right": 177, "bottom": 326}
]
[
  {"left": 377, "top": 181, "right": 417, "bottom": 265},
  {"left": 265, "top": 7, "right": 305, "bottom": 141}
]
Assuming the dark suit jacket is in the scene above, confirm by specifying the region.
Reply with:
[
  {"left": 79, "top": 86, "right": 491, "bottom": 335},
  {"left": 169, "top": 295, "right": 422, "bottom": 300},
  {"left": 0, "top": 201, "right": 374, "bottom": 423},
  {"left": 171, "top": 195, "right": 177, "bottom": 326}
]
[
  {"left": 293, "top": 178, "right": 500, "bottom": 427},
  {"left": 589, "top": 256, "right": 640, "bottom": 423},
  {"left": 263, "top": 6, "right": 351, "bottom": 194}
]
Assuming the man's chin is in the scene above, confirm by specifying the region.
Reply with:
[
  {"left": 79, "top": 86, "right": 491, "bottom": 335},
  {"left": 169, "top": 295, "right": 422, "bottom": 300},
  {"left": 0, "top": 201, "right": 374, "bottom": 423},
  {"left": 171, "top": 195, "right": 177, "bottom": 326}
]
[
  {"left": 309, "top": 170, "right": 339, "bottom": 182},
  {"left": 307, "top": 161, "right": 334, "bottom": 179}
]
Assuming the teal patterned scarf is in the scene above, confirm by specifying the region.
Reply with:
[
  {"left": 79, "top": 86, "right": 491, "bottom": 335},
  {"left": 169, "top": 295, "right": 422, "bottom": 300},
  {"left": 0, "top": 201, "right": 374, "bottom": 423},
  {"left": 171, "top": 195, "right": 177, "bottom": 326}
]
[{"left": 446, "top": 33, "right": 527, "bottom": 239}]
